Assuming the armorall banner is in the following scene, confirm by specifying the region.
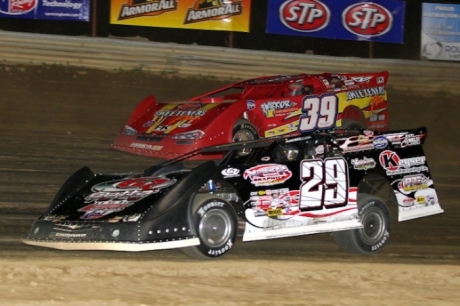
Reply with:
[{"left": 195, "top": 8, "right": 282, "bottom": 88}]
[
  {"left": 266, "top": 0, "right": 405, "bottom": 44},
  {"left": 0, "top": 0, "right": 90, "bottom": 21},
  {"left": 110, "top": 0, "right": 251, "bottom": 32}
]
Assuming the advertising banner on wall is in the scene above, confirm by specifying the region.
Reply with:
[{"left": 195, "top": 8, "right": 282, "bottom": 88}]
[
  {"left": 110, "top": 0, "right": 251, "bottom": 32},
  {"left": 0, "top": 0, "right": 90, "bottom": 21},
  {"left": 266, "top": 0, "right": 405, "bottom": 44},
  {"left": 421, "top": 3, "right": 460, "bottom": 61}
]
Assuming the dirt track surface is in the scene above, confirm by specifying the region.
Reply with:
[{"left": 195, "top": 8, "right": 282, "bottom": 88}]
[{"left": 1, "top": 64, "right": 459, "bottom": 305}]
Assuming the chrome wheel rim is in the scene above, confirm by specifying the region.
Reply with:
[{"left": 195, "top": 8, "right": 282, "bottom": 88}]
[
  {"left": 233, "top": 129, "right": 255, "bottom": 142},
  {"left": 359, "top": 207, "right": 386, "bottom": 245},
  {"left": 198, "top": 209, "right": 232, "bottom": 248}
]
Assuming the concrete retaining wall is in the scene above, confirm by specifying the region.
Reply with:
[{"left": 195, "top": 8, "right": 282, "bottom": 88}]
[{"left": 1, "top": 30, "right": 460, "bottom": 94}]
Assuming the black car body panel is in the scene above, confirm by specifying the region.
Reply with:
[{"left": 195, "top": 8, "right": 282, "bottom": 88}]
[{"left": 24, "top": 127, "right": 443, "bottom": 256}]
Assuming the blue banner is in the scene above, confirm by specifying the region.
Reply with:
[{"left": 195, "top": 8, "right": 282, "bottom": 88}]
[
  {"left": 0, "top": 0, "right": 90, "bottom": 21},
  {"left": 266, "top": 0, "right": 405, "bottom": 44},
  {"left": 421, "top": 2, "right": 460, "bottom": 61}
]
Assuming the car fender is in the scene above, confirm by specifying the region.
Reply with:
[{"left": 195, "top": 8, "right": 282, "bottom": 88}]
[
  {"left": 139, "top": 161, "right": 218, "bottom": 239},
  {"left": 126, "top": 95, "right": 157, "bottom": 127},
  {"left": 202, "top": 102, "right": 254, "bottom": 142}
]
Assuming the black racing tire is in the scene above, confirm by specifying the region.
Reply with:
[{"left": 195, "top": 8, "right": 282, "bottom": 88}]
[
  {"left": 341, "top": 119, "right": 364, "bottom": 130},
  {"left": 181, "top": 197, "right": 238, "bottom": 260},
  {"left": 332, "top": 194, "right": 391, "bottom": 255},
  {"left": 232, "top": 119, "right": 258, "bottom": 142}
]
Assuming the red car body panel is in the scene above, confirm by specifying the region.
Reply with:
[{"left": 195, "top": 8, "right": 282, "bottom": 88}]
[{"left": 112, "top": 71, "right": 389, "bottom": 159}]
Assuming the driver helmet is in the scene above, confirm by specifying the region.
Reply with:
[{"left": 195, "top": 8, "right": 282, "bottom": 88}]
[
  {"left": 288, "top": 82, "right": 304, "bottom": 96},
  {"left": 282, "top": 143, "right": 303, "bottom": 161}
]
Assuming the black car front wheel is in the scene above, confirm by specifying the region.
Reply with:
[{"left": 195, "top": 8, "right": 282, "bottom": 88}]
[
  {"left": 332, "top": 194, "right": 391, "bottom": 254},
  {"left": 181, "top": 197, "right": 238, "bottom": 260}
]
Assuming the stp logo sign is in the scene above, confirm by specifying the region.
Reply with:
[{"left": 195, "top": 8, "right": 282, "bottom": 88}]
[
  {"left": 280, "top": 0, "right": 330, "bottom": 32},
  {"left": 342, "top": 3, "right": 393, "bottom": 37}
]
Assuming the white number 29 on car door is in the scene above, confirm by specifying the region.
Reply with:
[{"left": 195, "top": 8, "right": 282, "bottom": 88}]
[{"left": 299, "top": 157, "right": 349, "bottom": 210}]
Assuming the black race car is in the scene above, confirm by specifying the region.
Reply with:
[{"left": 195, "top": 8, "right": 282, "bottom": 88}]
[{"left": 24, "top": 127, "right": 443, "bottom": 259}]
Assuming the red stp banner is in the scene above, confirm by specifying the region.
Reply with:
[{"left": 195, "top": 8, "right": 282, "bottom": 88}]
[{"left": 266, "top": 0, "right": 405, "bottom": 43}]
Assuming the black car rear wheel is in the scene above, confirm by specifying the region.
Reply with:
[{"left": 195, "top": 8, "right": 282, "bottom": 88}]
[
  {"left": 181, "top": 197, "right": 238, "bottom": 260},
  {"left": 332, "top": 194, "right": 391, "bottom": 254}
]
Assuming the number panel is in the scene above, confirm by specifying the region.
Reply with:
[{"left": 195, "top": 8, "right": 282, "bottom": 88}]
[
  {"left": 298, "top": 94, "right": 338, "bottom": 133},
  {"left": 299, "top": 158, "right": 349, "bottom": 211}
]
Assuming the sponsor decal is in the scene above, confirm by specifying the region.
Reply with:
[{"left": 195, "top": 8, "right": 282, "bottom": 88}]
[
  {"left": 118, "top": 0, "right": 177, "bottom": 20},
  {"left": 426, "top": 194, "right": 436, "bottom": 205},
  {"left": 346, "top": 86, "right": 386, "bottom": 101},
  {"left": 357, "top": 135, "right": 372, "bottom": 144},
  {"left": 373, "top": 136, "right": 388, "bottom": 149},
  {"left": 264, "top": 122, "right": 298, "bottom": 137},
  {"left": 129, "top": 142, "right": 163, "bottom": 151},
  {"left": 351, "top": 76, "right": 372, "bottom": 83},
  {"left": 250, "top": 188, "right": 300, "bottom": 216},
  {"left": 146, "top": 103, "right": 218, "bottom": 135},
  {"left": 243, "top": 164, "right": 292, "bottom": 186},
  {"left": 351, "top": 156, "right": 376, "bottom": 171},
  {"left": 342, "top": 2, "right": 393, "bottom": 37},
  {"left": 184, "top": 0, "right": 243, "bottom": 24},
  {"left": 92, "top": 177, "right": 176, "bottom": 192},
  {"left": 50, "top": 232, "right": 87, "bottom": 238},
  {"left": 267, "top": 208, "right": 283, "bottom": 217},
  {"left": 123, "top": 213, "right": 142, "bottom": 222},
  {"left": 370, "top": 95, "right": 386, "bottom": 112},
  {"left": 279, "top": 0, "right": 330, "bottom": 32},
  {"left": 79, "top": 177, "right": 176, "bottom": 219},
  {"left": 261, "top": 100, "right": 298, "bottom": 118},
  {"left": 339, "top": 135, "right": 375, "bottom": 153},
  {"left": 247, "top": 100, "right": 255, "bottom": 110},
  {"left": 416, "top": 195, "right": 426, "bottom": 205},
  {"left": 221, "top": 167, "right": 240, "bottom": 178},
  {"left": 43, "top": 215, "right": 67, "bottom": 222},
  {"left": 401, "top": 134, "right": 421, "bottom": 147},
  {"left": 53, "top": 223, "right": 84, "bottom": 231},
  {"left": 155, "top": 107, "right": 206, "bottom": 117},
  {"left": 143, "top": 120, "right": 155, "bottom": 127},
  {"left": 402, "top": 197, "right": 415, "bottom": 207},
  {"left": 398, "top": 174, "right": 430, "bottom": 193},
  {"left": 379, "top": 150, "right": 428, "bottom": 175}
]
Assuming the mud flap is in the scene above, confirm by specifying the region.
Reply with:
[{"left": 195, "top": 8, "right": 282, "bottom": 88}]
[{"left": 396, "top": 188, "right": 444, "bottom": 221}]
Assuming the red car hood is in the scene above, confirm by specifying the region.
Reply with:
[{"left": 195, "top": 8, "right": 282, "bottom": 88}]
[
  {"left": 112, "top": 96, "right": 239, "bottom": 160},
  {"left": 132, "top": 99, "right": 232, "bottom": 136}
]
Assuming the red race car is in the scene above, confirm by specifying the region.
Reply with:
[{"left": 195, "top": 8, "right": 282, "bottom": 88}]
[{"left": 112, "top": 71, "right": 389, "bottom": 159}]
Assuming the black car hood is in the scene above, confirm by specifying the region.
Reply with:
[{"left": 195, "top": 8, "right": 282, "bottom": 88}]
[{"left": 45, "top": 166, "right": 191, "bottom": 222}]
